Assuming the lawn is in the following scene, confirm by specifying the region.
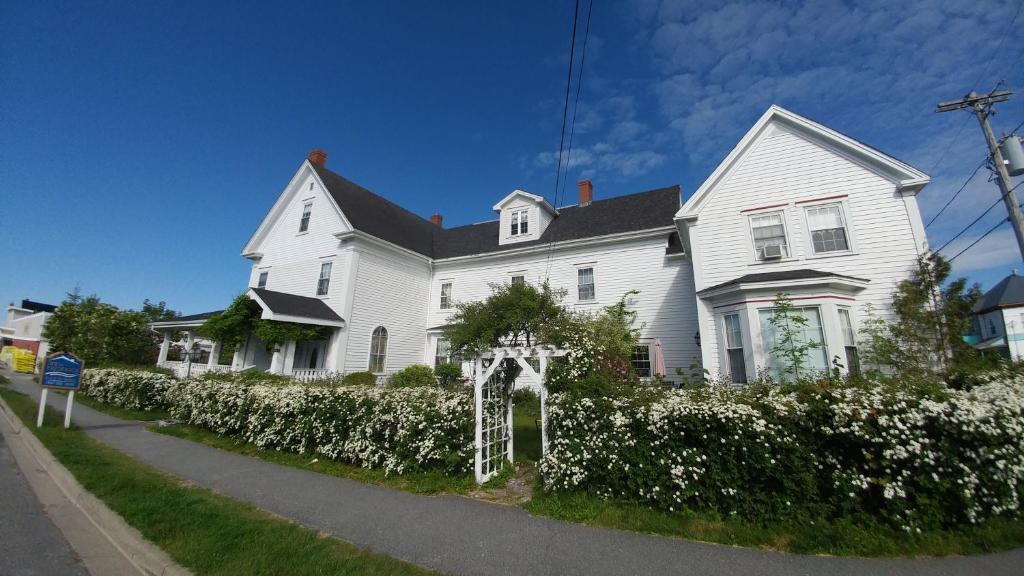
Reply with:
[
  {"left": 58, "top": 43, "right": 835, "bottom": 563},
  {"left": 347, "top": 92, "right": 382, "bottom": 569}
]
[
  {"left": 512, "top": 394, "right": 542, "bottom": 464},
  {"left": 153, "top": 422, "right": 476, "bottom": 495},
  {"left": 524, "top": 485, "right": 1024, "bottom": 557},
  {"left": 71, "top": 392, "right": 169, "bottom": 421},
  {"left": 0, "top": 387, "right": 438, "bottom": 576}
]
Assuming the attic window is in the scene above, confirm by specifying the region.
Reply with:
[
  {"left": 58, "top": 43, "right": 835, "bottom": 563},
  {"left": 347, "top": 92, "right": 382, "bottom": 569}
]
[
  {"left": 299, "top": 203, "right": 312, "bottom": 233},
  {"left": 510, "top": 209, "right": 529, "bottom": 236}
]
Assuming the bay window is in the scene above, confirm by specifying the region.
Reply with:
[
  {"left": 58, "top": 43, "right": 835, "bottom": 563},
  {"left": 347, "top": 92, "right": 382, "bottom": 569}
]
[
  {"left": 724, "top": 313, "right": 747, "bottom": 384},
  {"left": 758, "top": 306, "right": 827, "bottom": 379}
]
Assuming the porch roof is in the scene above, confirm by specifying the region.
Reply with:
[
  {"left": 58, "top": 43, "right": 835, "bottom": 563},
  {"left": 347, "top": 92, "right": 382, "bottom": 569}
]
[
  {"left": 248, "top": 288, "right": 345, "bottom": 327},
  {"left": 150, "top": 310, "right": 222, "bottom": 330},
  {"left": 698, "top": 269, "right": 869, "bottom": 298}
]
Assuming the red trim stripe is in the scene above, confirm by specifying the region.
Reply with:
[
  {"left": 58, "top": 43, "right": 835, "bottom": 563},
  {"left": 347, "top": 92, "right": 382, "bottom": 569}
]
[
  {"left": 712, "top": 294, "right": 856, "bottom": 309},
  {"left": 740, "top": 203, "right": 787, "bottom": 214},
  {"left": 795, "top": 194, "right": 848, "bottom": 204}
]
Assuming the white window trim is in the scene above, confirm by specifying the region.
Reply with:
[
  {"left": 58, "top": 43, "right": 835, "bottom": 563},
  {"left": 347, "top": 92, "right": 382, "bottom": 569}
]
[
  {"left": 439, "top": 281, "right": 453, "bottom": 310},
  {"left": 800, "top": 199, "right": 857, "bottom": 257},
  {"left": 257, "top": 271, "right": 269, "bottom": 289},
  {"left": 722, "top": 312, "right": 748, "bottom": 384},
  {"left": 316, "top": 261, "right": 332, "bottom": 297},
  {"left": 367, "top": 326, "right": 389, "bottom": 374},
  {"left": 510, "top": 208, "right": 530, "bottom": 236},
  {"left": 298, "top": 202, "right": 313, "bottom": 234},
  {"left": 746, "top": 208, "right": 794, "bottom": 264},
  {"left": 576, "top": 264, "right": 597, "bottom": 303},
  {"left": 757, "top": 304, "right": 829, "bottom": 376},
  {"left": 510, "top": 273, "right": 526, "bottom": 285},
  {"left": 631, "top": 340, "right": 653, "bottom": 378}
]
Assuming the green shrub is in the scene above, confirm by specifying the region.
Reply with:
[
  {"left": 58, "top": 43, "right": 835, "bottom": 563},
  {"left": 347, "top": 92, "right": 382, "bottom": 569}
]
[
  {"left": 542, "top": 373, "right": 1024, "bottom": 531},
  {"left": 511, "top": 387, "right": 539, "bottom": 405},
  {"left": 387, "top": 365, "right": 436, "bottom": 388},
  {"left": 341, "top": 371, "right": 378, "bottom": 387},
  {"left": 434, "top": 363, "right": 463, "bottom": 388}
]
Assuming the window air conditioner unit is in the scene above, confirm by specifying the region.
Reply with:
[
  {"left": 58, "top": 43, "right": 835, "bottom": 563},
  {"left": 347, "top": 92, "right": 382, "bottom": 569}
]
[{"left": 761, "top": 245, "right": 783, "bottom": 260}]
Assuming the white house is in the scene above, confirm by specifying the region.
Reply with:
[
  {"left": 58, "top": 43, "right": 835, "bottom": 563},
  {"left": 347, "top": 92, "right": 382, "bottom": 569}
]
[
  {"left": 1, "top": 299, "right": 57, "bottom": 370},
  {"left": 970, "top": 272, "right": 1024, "bottom": 361},
  {"left": 152, "top": 105, "right": 930, "bottom": 383}
]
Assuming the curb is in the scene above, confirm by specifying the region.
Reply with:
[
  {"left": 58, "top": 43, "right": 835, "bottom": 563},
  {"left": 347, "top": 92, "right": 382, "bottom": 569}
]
[{"left": 0, "top": 392, "right": 191, "bottom": 576}]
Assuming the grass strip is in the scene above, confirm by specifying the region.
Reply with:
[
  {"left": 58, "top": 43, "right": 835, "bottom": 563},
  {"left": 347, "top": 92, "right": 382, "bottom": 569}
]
[
  {"left": 71, "top": 392, "right": 170, "bottom": 421},
  {"left": 0, "top": 388, "right": 437, "bottom": 576},
  {"left": 153, "top": 422, "right": 476, "bottom": 495},
  {"left": 524, "top": 487, "right": 1024, "bottom": 557}
]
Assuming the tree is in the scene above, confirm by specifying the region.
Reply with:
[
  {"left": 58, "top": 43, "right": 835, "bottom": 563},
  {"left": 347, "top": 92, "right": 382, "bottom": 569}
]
[
  {"left": 197, "top": 294, "right": 329, "bottom": 352},
  {"left": 860, "top": 253, "right": 983, "bottom": 380},
  {"left": 42, "top": 291, "right": 179, "bottom": 366},
  {"left": 766, "top": 292, "right": 822, "bottom": 382},
  {"left": 445, "top": 281, "right": 569, "bottom": 396}
]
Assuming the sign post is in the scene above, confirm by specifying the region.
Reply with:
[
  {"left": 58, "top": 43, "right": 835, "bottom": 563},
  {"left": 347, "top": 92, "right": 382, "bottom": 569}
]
[{"left": 39, "top": 352, "right": 84, "bottom": 429}]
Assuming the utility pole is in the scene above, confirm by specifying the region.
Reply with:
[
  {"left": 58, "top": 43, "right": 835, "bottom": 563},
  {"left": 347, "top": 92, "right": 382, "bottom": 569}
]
[{"left": 936, "top": 90, "right": 1024, "bottom": 261}]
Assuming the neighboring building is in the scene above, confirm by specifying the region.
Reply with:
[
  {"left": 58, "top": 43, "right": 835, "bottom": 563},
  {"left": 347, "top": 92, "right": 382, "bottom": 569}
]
[
  {"left": 152, "top": 105, "right": 930, "bottom": 383},
  {"left": 1, "top": 299, "right": 58, "bottom": 367},
  {"left": 969, "top": 272, "right": 1024, "bottom": 361}
]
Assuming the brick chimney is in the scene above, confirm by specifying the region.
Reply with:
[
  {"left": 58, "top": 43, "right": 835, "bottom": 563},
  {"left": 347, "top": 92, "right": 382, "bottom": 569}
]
[
  {"left": 430, "top": 213, "right": 443, "bottom": 227},
  {"left": 578, "top": 179, "right": 593, "bottom": 206},
  {"left": 308, "top": 149, "right": 327, "bottom": 167}
]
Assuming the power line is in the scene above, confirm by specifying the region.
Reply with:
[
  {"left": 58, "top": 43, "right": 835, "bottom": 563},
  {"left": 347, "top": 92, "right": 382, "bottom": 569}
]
[
  {"left": 924, "top": 156, "right": 988, "bottom": 228},
  {"left": 551, "top": 0, "right": 581, "bottom": 209},
  {"left": 544, "top": 0, "right": 593, "bottom": 281},
  {"left": 948, "top": 218, "right": 1010, "bottom": 263},
  {"left": 937, "top": 178, "right": 1024, "bottom": 252}
]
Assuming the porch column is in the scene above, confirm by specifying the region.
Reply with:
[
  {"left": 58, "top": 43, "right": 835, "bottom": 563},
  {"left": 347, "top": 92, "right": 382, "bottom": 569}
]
[
  {"left": 269, "top": 345, "right": 284, "bottom": 374},
  {"left": 208, "top": 341, "right": 222, "bottom": 367},
  {"left": 282, "top": 340, "right": 296, "bottom": 375},
  {"left": 157, "top": 331, "right": 170, "bottom": 365},
  {"left": 183, "top": 331, "right": 195, "bottom": 363}
]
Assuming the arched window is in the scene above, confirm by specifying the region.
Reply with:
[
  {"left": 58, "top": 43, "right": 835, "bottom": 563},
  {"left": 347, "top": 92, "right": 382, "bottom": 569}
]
[{"left": 369, "top": 326, "right": 388, "bottom": 373}]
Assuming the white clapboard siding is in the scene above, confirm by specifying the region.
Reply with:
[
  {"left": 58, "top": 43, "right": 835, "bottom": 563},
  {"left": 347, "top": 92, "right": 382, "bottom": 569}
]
[
  {"left": 344, "top": 243, "right": 431, "bottom": 373},
  {"left": 428, "top": 235, "right": 701, "bottom": 378},
  {"left": 247, "top": 171, "right": 351, "bottom": 315},
  {"left": 691, "top": 123, "right": 923, "bottom": 372}
]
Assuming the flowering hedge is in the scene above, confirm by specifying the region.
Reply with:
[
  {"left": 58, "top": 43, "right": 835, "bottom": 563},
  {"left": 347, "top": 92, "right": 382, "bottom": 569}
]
[
  {"left": 166, "top": 377, "right": 474, "bottom": 475},
  {"left": 79, "top": 369, "right": 474, "bottom": 475},
  {"left": 541, "top": 376, "right": 1024, "bottom": 530},
  {"left": 80, "top": 368, "right": 176, "bottom": 412}
]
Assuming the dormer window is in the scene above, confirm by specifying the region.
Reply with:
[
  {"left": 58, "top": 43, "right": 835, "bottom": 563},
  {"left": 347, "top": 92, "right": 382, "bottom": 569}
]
[
  {"left": 510, "top": 209, "right": 529, "bottom": 236},
  {"left": 299, "top": 203, "right": 312, "bottom": 233}
]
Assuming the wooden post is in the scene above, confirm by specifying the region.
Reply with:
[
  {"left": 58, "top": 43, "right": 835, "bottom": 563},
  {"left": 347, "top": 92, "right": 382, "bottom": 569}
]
[
  {"left": 64, "top": 391, "right": 75, "bottom": 429},
  {"left": 539, "top": 354, "right": 549, "bottom": 457},
  {"left": 473, "top": 357, "right": 484, "bottom": 484},
  {"left": 36, "top": 389, "right": 48, "bottom": 427}
]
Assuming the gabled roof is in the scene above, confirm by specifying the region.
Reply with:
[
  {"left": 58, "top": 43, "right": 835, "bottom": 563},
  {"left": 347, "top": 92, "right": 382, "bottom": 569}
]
[
  {"left": 311, "top": 164, "right": 438, "bottom": 257},
  {"left": 698, "top": 269, "right": 869, "bottom": 295},
  {"left": 434, "top": 186, "right": 680, "bottom": 259},
  {"left": 310, "top": 161, "right": 679, "bottom": 259},
  {"left": 248, "top": 288, "right": 344, "bottom": 326},
  {"left": 974, "top": 273, "right": 1024, "bottom": 314},
  {"left": 491, "top": 189, "right": 557, "bottom": 214},
  {"left": 149, "top": 309, "right": 222, "bottom": 329},
  {"left": 677, "top": 105, "right": 929, "bottom": 220},
  {"left": 20, "top": 299, "right": 57, "bottom": 313}
]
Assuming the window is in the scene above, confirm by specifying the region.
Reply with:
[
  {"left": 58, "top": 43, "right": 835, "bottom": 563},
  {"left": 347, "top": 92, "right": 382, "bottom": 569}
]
[
  {"left": 368, "top": 326, "right": 388, "bottom": 373},
  {"left": 510, "top": 209, "right": 529, "bottom": 236},
  {"left": 577, "top": 267, "right": 595, "bottom": 301},
  {"left": 749, "top": 212, "right": 789, "bottom": 259},
  {"left": 631, "top": 344, "right": 652, "bottom": 377},
  {"left": 434, "top": 338, "right": 451, "bottom": 367},
  {"left": 257, "top": 272, "right": 268, "bottom": 289},
  {"left": 758, "top": 306, "right": 827, "bottom": 379},
  {"left": 838, "top": 308, "right": 860, "bottom": 375},
  {"left": 299, "top": 202, "right": 312, "bottom": 233},
  {"left": 316, "top": 262, "right": 332, "bottom": 296},
  {"left": 989, "top": 318, "right": 998, "bottom": 337},
  {"left": 724, "top": 313, "right": 747, "bottom": 384},
  {"left": 511, "top": 275, "right": 525, "bottom": 285},
  {"left": 805, "top": 204, "right": 849, "bottom": 253},
  {"left": 440, "top": 282, "right": 452, "bottom": 309}
]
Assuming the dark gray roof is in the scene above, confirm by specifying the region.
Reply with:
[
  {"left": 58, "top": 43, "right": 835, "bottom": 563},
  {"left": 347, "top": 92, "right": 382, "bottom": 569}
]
[
  {"left": 251, "top": 288, "right": 343, "bottom": 323},
  {"left": 20, "top": 299, "right": 57, "bottom": 313},
  {"left": 313, "top": 164, "right": 680, "bottom": 259},
  {"left": 974, "top": 273, "right": 1024, "bottom": 314},
  {"left": 699, "top": 269, "right": 869, "bottom": 294},
  {"left": 433, "top": 186, "right": 680, "bottom": 259},
  {"left": 172, "top": 310, "right": 222, "bottom": 322},
  {"left": 312, "top": 164, "right": 438, "bottom": 256}
]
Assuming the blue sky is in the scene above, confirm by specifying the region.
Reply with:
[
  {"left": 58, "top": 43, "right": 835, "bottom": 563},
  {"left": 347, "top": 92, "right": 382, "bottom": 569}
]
[{"left": 2, "top": 0, "right": 1023, "bottom": 315}]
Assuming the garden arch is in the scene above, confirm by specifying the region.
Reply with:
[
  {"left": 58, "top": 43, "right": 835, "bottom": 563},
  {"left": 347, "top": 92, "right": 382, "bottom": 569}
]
[{"left": 473, "top": 345, "right": 567, "bottom": 484}]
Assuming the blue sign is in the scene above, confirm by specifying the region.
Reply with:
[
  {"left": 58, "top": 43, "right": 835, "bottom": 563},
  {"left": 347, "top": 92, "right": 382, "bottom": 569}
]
[{"left": 42, "top": 352, "right": 84, "bottom": 390}]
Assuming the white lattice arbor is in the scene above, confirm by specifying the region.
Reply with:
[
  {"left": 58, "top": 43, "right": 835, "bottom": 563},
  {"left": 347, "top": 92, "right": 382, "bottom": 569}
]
[{"left": 473, "top": 345, "right": 567, "bottom": 484}]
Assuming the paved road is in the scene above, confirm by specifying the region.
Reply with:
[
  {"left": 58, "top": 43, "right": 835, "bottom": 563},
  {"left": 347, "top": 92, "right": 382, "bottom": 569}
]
[
  {"left": 0, "top": 427, "right": 89, "bottom": 576},
  {"left": 8, "top": 370, "right": 1024, "bottom": 576}
]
